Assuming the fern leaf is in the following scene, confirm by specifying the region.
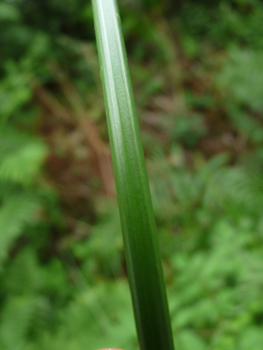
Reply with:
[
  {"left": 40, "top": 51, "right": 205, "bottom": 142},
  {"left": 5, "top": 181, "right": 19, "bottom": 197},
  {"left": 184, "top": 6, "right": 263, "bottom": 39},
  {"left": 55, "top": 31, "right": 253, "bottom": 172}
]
[{"left": 0, "top": 194, "right": 41, "bottom": 265}]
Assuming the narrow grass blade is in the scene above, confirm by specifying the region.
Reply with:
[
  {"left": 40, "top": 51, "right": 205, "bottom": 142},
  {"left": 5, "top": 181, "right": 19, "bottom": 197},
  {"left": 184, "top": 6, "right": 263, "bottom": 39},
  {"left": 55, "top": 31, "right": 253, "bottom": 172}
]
[{"left": 91, "top": 1, "right": 175, "bottom": 349}]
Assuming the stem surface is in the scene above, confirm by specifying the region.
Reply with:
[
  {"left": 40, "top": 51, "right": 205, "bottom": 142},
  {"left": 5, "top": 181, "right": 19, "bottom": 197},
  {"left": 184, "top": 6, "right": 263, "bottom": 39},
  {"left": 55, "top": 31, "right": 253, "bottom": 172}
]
[{"left": 92, "top": 1, "right": 175, "bottom": 349}]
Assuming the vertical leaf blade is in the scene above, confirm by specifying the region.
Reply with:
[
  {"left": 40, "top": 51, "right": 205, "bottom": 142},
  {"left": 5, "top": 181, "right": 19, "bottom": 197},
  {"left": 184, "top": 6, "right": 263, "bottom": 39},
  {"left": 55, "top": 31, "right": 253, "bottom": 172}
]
[{"left": 92, "top": 1, "right": 175, "bottom": 349}]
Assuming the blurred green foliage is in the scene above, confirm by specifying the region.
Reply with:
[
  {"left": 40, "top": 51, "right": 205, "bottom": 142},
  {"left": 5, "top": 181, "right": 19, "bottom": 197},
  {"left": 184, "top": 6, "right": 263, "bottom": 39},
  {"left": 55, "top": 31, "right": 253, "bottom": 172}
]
[{"left": 1, "top": 0, "right": 263, "bottom": 349}]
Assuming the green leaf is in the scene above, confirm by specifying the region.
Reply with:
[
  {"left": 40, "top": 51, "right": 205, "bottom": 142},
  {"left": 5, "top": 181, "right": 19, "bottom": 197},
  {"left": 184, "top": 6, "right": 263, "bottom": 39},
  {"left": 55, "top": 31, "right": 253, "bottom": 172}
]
[
  {"left": 177, "top": 330, "right": 206, "bottom": 350},
  {"left": 91, "top": 0, "right": 175, "bottom": 349},
  {"left": 0, "top": 194, "right": 41, "bottom": 265},
  {"left": 0, "top": 141, "right": 47, "bottom": 184},
  {"left": 0, "top": 3, "right": 21, "bottom": 22}
]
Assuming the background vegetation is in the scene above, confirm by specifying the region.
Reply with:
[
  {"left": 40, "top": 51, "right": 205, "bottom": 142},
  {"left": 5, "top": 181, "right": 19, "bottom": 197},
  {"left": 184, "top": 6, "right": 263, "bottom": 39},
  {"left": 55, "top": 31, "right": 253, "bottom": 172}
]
[{"left": 1, "top": 0, "right": 263, "bottom": 349}]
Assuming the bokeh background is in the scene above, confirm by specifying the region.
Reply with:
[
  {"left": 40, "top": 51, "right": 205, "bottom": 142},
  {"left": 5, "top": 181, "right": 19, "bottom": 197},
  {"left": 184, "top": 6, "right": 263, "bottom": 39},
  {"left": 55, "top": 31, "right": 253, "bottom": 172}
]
[{"left": 1, "top": 0, "right": 263, "bottom": 349}]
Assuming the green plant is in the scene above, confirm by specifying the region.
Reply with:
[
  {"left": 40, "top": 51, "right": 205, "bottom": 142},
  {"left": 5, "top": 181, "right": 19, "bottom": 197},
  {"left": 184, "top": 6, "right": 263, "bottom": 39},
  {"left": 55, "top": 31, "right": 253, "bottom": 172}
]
[
  {"left": 91, "top": 0, "right": 175, "bottom": 349},
  {"left": 0, "top": 126, "right": 47, "bottom": 266},
  {"left": 219, "top": 48, "right": 263, "bottom": 111}
]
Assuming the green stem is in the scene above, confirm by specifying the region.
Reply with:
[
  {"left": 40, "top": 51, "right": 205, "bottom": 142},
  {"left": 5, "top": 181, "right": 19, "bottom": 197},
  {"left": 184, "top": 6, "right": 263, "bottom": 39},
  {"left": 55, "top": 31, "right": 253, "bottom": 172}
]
[{"left": 91, "top": 1, "right": 175, "bottom": 349}]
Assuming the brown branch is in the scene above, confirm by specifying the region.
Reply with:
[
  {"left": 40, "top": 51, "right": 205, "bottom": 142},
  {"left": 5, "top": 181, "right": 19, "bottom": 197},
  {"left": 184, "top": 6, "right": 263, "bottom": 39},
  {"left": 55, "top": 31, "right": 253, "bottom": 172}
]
[{"left": 32, "top": 76, "right": 115, "bottom": 196}]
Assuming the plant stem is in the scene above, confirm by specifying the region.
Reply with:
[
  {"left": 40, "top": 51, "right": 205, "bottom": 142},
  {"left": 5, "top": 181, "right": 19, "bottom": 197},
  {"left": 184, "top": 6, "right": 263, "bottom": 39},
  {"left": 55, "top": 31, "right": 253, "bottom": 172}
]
[{"left": 91, "top": 1, "right": 175, "bottom": 349}]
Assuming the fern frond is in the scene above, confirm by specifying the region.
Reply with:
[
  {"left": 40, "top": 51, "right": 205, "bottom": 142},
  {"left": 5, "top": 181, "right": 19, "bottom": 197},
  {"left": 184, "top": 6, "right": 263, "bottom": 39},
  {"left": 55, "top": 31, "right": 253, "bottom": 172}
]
[
  {"left": 0, "top": 194, "right": 41, "bottom": 265},
  {"left": 0, "top": 126, "right": 47, "bottom": 185},
  {"left": 0, "top": 295, "right": 49, "bottom": 350}
]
